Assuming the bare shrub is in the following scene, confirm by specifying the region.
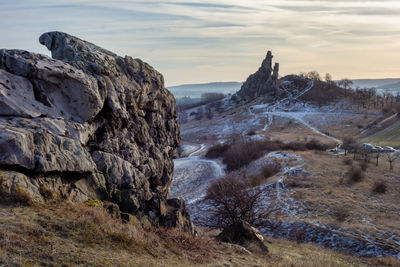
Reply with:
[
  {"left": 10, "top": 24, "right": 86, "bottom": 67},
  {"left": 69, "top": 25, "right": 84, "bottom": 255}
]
[
  {"left": 0, "top": 189, "right": 32, "bottom": 206},
  {"left": 39, "top": 185, "right": 54, "bottom": 201},
  {"left": 372, "top": 181, "right": 387, "bottom": 194},
  {"left": 333, "top": 207, "right": 349, "bottom": 222},
  {"left": 343, "top": 158, "right": 353, "bottom": 166},
  {"left": 305, "top": 139, "right": 327, "bottom": 151},
  {"left": 205, "top": 174, "right": 276, "bottom": 228},
  {"left": 261, "top": 164, "right": 280, "bottom": 179},
  {"left": 360, "top": 161, "right": 368, "bottom": 171},
  {"left": 222, "top": 141, "right": 264, "bottom": 171},
  {"left": 282, "top": 142, "right": 306, "bottom": 151},
  {"left": 248, "top": 174, "right": 264, "bottom": 187},
  {"left": 257, "top": 140, "right": 283, "bottom": 151},
  {"left": 247, "top": 130, "right": 257, "bottom": 136},
  {"left": 347, "top": 166, "right": 364, "bottom": 183},
  {"left": 247, "top": 163, "right": 280, "bottom": 187},
  {"left": 205, "top": 143, "right": 230, "bottom": 159}
]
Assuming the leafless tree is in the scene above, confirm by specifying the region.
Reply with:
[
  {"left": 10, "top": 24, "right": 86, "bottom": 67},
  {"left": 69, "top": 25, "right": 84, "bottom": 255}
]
[
  {"left": 385, "top": 152, "right": 400, "bottom": 171},
  {"left": 205, "top": 174, "right": 278, "bottom": 228},
  {"left": 324, "top": 73, "right": 335, "bottom": 87},
  {"left": 342, "top": 137, "right": 356, "bottom": 156},
  {"left": 374, "top": 151, "right": 381, "bottom": 166},
  {"left": 337, "top": 78, "right": 353, "bottom": 89},
  {"left": 306, "top": 71, "right": 321, "bottom": 81}
]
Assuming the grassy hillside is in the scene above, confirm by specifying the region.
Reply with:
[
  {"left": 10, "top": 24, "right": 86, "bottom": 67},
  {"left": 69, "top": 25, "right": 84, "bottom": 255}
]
[
  {"left": 363, "top": 120, "right": 400, "bottom": 147},
  {"left": 1, "top": 202, "right": 399, "bottom": 266}
]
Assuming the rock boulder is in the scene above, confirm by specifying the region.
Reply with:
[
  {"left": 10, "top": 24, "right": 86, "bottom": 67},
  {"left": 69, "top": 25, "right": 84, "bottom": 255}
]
[
  {"left": 0, "top": 32, "right": 194, "bottom": 234},
  {"left": 217, "top": 220, "right": 269, "bottom": 253}
]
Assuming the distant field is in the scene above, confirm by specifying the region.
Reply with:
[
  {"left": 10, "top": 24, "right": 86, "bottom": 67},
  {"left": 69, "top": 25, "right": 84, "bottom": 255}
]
[
  {"left": 168, "top": 82, "right": 242, "bottom": 99},
  {"left": 363, "top": 120, "right": 400, "bottom": 147}
]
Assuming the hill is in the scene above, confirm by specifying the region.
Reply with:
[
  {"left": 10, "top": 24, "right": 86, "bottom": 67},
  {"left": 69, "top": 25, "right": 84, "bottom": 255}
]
[
  {"left": 168, "top": 82, "right": 242, "bottom": 99},
  {"left": 351, "top": 78, "right": 400, "bottom": 89}
]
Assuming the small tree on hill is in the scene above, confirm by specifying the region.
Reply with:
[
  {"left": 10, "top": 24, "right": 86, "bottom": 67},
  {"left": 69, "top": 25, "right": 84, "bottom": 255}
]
[
  {"left": 342, "top": 137, "right": 356, "bottom": 156},
  {"left": 306, "top": 71, "right": 321, "bottom": 81},
  {"left": 385, "top": 152, "right": 400, "bottom": 171},
  {"left": 205, "top": 174, "right": 277, "bottom": 228}
]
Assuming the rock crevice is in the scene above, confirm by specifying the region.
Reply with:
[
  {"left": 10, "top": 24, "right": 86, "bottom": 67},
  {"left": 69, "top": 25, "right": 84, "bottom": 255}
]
[{"left": 0, "top": 32, "right": 194, "bottom": 233}]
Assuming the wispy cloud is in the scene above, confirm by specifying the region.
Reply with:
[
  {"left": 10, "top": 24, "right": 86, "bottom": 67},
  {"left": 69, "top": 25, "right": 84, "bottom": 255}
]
[{"left": 0, "top": 0, "right": 399, "bottom": 85}]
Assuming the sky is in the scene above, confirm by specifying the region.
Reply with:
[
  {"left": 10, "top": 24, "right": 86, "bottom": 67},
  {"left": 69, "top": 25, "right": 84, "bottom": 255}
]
[{"left": 0, "top": 0, "right": 399, "bottom": 86}]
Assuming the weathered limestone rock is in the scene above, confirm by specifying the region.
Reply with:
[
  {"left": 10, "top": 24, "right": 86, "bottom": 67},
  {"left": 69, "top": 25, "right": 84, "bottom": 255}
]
[
  {"left": 237, "top": 51, "right": 279, "bottom": 100},
  {"left": 0, "top": 32, "right": 193, "bottom": 233},
  {"left": 217, "top": 220, "right": 269, "bottom": 253},
  {"left": 162, "top": 198, "right": 196, "bottom": 235}
]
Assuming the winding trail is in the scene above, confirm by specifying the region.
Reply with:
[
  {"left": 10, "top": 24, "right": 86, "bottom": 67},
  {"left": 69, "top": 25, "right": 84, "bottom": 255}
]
[
  {"left": 172, "top": 78, "right": 400, "bottom": 258},
  {"left": 171, "top": 144, "right": 226, "bottom": 204}
]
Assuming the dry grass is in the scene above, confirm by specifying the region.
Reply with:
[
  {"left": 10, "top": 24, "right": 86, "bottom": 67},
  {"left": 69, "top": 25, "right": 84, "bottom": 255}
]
[
  {"left": 284, "top": 150, "right": 400, "bottom": 241},
  {"left": 0, "top": 189, "right": 32, "bottom": 206},
  {"left": 0, "top": 201, "right": 397, "bottom": 266}
]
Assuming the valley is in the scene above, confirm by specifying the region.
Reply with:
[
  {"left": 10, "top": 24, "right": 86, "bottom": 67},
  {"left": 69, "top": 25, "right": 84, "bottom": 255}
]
[{"left": 172, "top": 72, "right": 400, "bottom": 260}]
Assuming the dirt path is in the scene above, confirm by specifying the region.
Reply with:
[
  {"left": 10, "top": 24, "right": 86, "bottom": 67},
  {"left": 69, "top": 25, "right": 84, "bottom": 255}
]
[{"left": 171, "top": 144, "right": 226, "bottom": 204}]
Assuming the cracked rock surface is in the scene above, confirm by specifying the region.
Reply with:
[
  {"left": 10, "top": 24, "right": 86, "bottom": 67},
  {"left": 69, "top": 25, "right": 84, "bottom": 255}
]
[{"left": 0, "top": 31, "right": 194, "bottom": 233}]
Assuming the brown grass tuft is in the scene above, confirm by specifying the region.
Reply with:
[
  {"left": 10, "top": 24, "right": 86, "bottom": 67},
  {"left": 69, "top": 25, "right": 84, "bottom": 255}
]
[
  {"left": 372, "top": 181, "right": 387, "bottom": 194},
  {"left": 347, "top": 166, "right": 365, "bottom": 184}
]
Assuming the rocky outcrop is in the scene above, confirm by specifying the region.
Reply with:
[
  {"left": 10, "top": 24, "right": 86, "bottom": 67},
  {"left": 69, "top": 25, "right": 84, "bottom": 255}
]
[
  {"left": 0, "top": 32, "right": 194, "bottom": 233},
  {"left": 217, "top": 220, "right": 269, "bottom": 253},
  {"left": 237, "top": 51, "right": 280, "bottom": 100}
]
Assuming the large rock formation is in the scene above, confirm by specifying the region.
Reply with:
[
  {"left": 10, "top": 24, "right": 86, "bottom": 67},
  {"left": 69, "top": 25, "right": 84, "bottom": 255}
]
[
  {"left": 237, "top": 51, "right": 279, "bottom": 100},
  {"left": 0, "top": 32, "right": 194, "bottom": 233}
]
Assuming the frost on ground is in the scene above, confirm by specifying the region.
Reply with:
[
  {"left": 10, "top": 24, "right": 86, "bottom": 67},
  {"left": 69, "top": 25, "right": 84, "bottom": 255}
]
[
  {"left": 172, "top": 149, "right": 400, "bottom": 258},
  {"left": 171, "top": 145, "right": 225, "bottom": 204},
  {"left": 173, "top": 77, "right": 399, "bottom": 258}
]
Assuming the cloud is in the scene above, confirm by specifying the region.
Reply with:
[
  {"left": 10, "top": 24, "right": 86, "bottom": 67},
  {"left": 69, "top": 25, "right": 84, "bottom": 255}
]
[{"left": 0, "top": 0, "right": 399, "bottom": 85}]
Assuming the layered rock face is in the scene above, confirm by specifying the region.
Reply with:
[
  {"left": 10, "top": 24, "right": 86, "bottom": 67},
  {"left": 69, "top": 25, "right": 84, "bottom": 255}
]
[
  {"left": 0, "top": 32, "right": 193, "bottom": 232},
  {"left": 237, "top": 51, "right": 279, "bottom": 100}
]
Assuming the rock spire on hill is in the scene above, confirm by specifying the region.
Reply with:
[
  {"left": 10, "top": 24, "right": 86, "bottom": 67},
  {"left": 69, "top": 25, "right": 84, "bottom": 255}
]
[{"left": 237, "top": 51, "right": 280, "bottom": 100}]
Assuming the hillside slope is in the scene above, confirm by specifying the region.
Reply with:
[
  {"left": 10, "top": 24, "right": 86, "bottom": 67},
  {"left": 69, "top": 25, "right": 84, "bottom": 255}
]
[{"left": 1, "top": 202, "right": 398, "bottom": 266}]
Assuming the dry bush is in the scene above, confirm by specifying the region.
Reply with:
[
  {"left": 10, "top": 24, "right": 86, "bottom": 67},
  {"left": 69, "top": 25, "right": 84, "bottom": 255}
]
[
  {"left": 257, "top": 140, "right": 284, "bottom": 151},
  {"left": 248, "top": 163, "right": 280, "bottom": 187},
  {"left": 0, "top": 190, "right": 32, "bottom": 206},
  {"left": 248, "top": 174, "right": 264, "bottom": 187},
  {"left": 372, "top": 181, "right": 387, "bottom": 194},
  {"left": 281, "top": 142, "right": 306, "bottom": 151},
  {"left": 347, "top": 166, "right": 365, "bottom": 184},
  {"left": 262, "top": 164, "right": 281, "bottom": 179},
  {"left": 343, "top": 158, "right": 353, "bottom": 166},
  {"left": 39, "top": 185, "right": 54, "bottom": 201},
  {"left": 212, "top": 139, "right": 327, "bottom": 171},
  {"left": 205, "top": 174, "right": 276, "bottom": 228},
  {"left": 360, "top": 161, "right": 368, "bottom": 171},
  {"left": 305, "top": 139, "right": 327, "bottom": 151},
  {"left": 333, "top": 207, "right": 349, "bottom": 222},
  {"left": 247, "top": 130, "right": 257, "bottom": 136},
  {"left": 205, "top": 143, "right": 231, "bottom": 159},
  {"left": 222, "top": 141, "right": 264, "bottom": 171}
]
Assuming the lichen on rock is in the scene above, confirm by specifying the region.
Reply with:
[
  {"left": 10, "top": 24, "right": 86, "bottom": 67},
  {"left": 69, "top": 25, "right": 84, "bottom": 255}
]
[{"left": 0, "top": 31, "right": 194, "bottom": 234}]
